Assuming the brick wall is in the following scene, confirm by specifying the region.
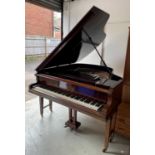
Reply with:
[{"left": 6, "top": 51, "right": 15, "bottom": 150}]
[{"left": 25, "top": 2, "right": 53, "bottom": 37}]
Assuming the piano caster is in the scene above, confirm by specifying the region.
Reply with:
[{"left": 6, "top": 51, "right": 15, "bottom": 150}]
[
  {"left": 102, "top": 148, "right": 107, "bottom": 152},
  {"left": 109, "top": 133, "right": 114, "bottom": 142},
  {"left": 109, "top": 138, "right": 112, "bottom": 143}
]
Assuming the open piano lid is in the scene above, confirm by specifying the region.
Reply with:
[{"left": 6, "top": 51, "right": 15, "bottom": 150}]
[{"left": 36, "top": 6, "right": 109, "bottom": 72}]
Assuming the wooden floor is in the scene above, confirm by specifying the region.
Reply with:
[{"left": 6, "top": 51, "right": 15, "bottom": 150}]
[{"left": 25, "top": 98, "right": 130, "bottom": 155}]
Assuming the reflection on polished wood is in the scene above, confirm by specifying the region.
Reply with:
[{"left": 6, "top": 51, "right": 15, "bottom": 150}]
[{"left": 29, "top": 7, "right": 123, "bottom": 152}]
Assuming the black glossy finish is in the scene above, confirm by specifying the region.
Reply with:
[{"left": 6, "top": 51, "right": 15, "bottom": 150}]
[
  {"left": 39, "top": 63, "right": 122, "bottom": 88},
  {"left": 29, "top": 6, "right": 123, "bottom": 152},
  {"left": 36, "top": 6, "right": 109, "bottom": 71}
]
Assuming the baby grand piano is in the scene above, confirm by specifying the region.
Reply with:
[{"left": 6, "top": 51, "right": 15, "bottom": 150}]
[{"left": 29, "top": 6, "right": 123, "bottom": 152}]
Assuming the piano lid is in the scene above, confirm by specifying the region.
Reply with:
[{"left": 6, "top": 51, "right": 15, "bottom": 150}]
[{"left": 36, "top": 6, "right": 109, "bottom": 72}]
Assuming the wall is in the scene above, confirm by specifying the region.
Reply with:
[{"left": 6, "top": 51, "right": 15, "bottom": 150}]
[
  {"left": 25, "top": 2, "right": 53, "bottom": 37},
  {"left": 63, "top": 0, "right": 130, "bottom": 77}
]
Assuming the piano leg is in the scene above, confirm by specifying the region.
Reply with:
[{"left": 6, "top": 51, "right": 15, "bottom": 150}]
[
  {"left": 65, "top": 108, "right": 81, "bottom": 129},
  {"left": 73, "top": 110, "right": 77, "bottom": 123},
  {"left": 109, "top": 112, "right": 117, "bottom": 142},
  {"left": 49, "top": 100, "right": 52, "bottom": 112},
  {"left": 69, "top": 108, "right": 73, "bottom": 123},
  {"left": 39, "top": 96, "right": 44, "bottom": 117},
  {"left": 103, "top": 118, "right": 112, "bottom": 152},
  {"left": 39, "top": 97, "right": 53, "bottom": 117}
]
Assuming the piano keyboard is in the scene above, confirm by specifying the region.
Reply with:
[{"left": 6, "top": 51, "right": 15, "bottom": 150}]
[{"left": 33, "top": 86, "right": 104, "bottom": 111}]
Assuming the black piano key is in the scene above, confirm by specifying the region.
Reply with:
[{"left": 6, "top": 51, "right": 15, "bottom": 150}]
[
  {"left": 87, "top": 100, "right": 92, "bottom": 104},
  {"left": 70, "top": 95, "right": 75, "bottom": 98},
  {"left": 55, "top": 90, "right": 60, "bottom": 93},
  {"left": 82, "top": 99, "right": 87, "bottom": 102},
  {"left": 80, "top": 98, "right": 86, "bottom": 101},
  {"left": 84, "top": 99, "right": 91, "bottom": 103},
  {"left": 77, "top": 97, "right": 83, "bottom": 101},
  {"left": 72, "top": 96, "right": 78, "bottom": 99},
  {"left": 76, "top": 96, "right": 81, "bottom": 99},
  {"left": 90, "top": 102, "right": 96, "bottom": 105},
  {"left": 95, "top": 103, "right": 101, "bottom": 107},
  {"left": 67, "top": 94, "right": 72, "bottom": 97},
  {"left": 66, "top": 94, "right": 71, "bottom": 97},
  {"left": 74, "top": 96, "right": 79, "bottom": 99},
  {"left": 52, "top": 89, "right": 57, "bottom": 92}
]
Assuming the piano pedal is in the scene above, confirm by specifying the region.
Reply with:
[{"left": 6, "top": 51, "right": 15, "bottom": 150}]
[{"left": 64, "top": 120, "right": 81, "bottom": 130}]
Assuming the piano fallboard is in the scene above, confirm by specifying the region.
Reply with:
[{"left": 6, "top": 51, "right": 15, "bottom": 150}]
[{"left": 37, "top": 73, "right": 110, "bottom": 102}]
